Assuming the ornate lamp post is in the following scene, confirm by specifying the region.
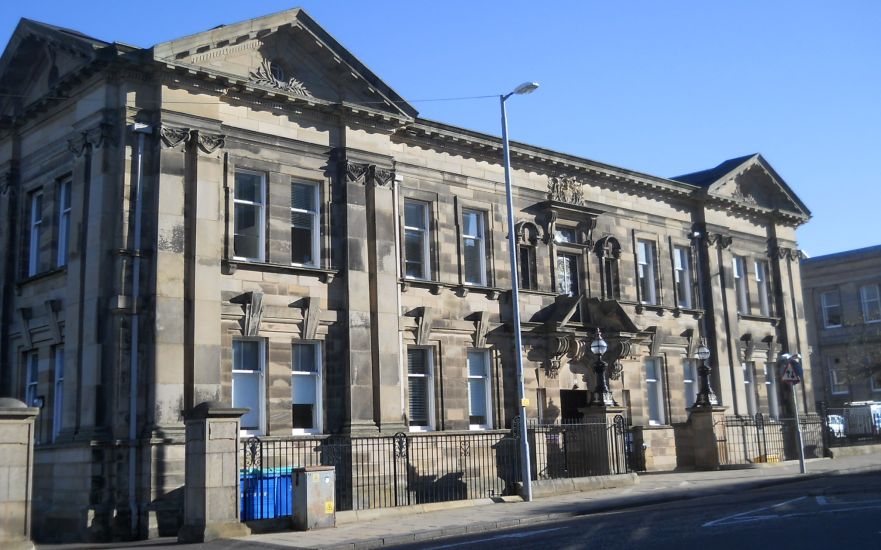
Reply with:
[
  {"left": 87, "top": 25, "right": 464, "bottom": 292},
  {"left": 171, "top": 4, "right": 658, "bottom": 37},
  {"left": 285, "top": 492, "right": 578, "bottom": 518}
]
[
  {"left": 590, "top": 329, "right": 617, "bottom": 406},
  {"left": 693, "top": 341, "right": 718, "bottom": 408}
]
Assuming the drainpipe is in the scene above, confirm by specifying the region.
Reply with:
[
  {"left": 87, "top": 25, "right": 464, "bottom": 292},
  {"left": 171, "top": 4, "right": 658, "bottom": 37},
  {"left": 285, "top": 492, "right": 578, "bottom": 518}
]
[
  {"left": 128, "top": 123, "right": 151, "bottom": 536},
  {"left": 392, "top": 172, "right": 406, "bottom": 421}
]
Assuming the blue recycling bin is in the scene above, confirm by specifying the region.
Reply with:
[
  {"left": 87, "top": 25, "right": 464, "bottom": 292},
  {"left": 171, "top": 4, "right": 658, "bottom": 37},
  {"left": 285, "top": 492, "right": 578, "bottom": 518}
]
[{"left": 240, "top": 467, "right": 294, "bottom": 520}]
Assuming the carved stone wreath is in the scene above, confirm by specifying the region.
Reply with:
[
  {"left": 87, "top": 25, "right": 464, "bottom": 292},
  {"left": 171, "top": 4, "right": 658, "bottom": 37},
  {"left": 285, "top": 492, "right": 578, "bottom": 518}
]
[{"left": 249, "top": 60, "right": 311, "bottom": 97}]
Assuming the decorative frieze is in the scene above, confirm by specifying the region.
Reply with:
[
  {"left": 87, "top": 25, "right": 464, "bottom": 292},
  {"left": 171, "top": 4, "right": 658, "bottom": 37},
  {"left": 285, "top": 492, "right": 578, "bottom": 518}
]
[
  {"left": 772, "top": 246, "right": 803, "bottom": 261},
  {"left": 705, "top": 233, "right": 733, "bottom": 249},
  {"left": 196, "top": 132, "right": 226, "bottom": 154},
  {"left": 159, "top": 125, "right": 191, "bottom": 149},
  {"left": 345, "top": 161, "right": 370, "bottom": 184},
  {"left": 370, "top": 166, "right": 395, "bottom": 187},
  {"left": 67, "top": 122, "right": 115, "bottom": 157}
]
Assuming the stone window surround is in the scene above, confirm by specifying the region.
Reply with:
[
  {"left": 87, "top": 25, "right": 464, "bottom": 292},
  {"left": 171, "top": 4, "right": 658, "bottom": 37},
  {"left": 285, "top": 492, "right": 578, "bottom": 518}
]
[
  {"left": 226, "top": 156, "right": 331, "bottom": 270},
  {"left": 399, "top": 188, "right": 438, "bottom": 282},
  {"left": 551, "top": 221, "right": 588, "bottom": 298},
  {"left": 633, "top": 231, "right": 663, "bottom": 307},
  {"left": 454, "top": 196, "right": 497, "bottom": 289},
  {"left": 819, "top": 289, "right": 843, "bottom": 329}
]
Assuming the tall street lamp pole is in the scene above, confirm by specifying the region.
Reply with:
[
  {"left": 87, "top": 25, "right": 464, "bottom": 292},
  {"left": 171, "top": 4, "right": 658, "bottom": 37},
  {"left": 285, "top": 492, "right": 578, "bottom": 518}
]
[{"left": 501, "top": 81, "right": 538, "bottom": 502}]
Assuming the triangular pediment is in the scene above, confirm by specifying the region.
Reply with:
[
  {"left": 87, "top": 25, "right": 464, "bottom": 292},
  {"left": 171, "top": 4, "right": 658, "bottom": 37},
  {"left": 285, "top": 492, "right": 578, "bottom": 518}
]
[
  {"left": 152, "top": 9, "right": 416, "bottom": 119},
  {"left": 548, "top": 293, "right": 640, "bottom": 333},
  {"left": 0, "top": 19, "right": 108, "bottom": 118},
  {"left": 674, "top": 154, "right": 810, "bottom": 219}
]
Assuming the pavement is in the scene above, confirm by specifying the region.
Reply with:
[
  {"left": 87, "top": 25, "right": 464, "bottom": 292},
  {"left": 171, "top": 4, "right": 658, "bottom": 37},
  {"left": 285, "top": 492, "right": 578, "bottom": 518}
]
[{"left": 38, "top": 453, "right": 881, "bottom": 550}]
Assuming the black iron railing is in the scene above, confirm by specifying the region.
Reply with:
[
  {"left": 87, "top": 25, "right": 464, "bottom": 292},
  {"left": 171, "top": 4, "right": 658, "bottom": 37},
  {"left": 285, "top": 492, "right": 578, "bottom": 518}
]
[
  {"left": 822, "top": 404, "right": 881, "bottom": 448},
  {"left": 717, "top": 413, "right": 824, "bottom": 465},
  {"left": 528, "top": 417, "right": 629, "bottom": 479}
]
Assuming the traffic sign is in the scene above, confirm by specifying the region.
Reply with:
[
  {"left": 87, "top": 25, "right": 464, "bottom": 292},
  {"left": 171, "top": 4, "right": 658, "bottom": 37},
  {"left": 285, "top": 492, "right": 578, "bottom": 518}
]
[{"left": 780, "top": 362, "right": 801, "bottom": 384}]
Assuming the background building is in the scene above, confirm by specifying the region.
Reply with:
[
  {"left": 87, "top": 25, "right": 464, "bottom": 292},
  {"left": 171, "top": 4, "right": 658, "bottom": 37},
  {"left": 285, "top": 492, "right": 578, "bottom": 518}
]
[
  {"left": 802, "top": 245, "right": 881, "bottom": 408},
  {"left": 0, "top": 8, "right": 814, "bottom": 541}
]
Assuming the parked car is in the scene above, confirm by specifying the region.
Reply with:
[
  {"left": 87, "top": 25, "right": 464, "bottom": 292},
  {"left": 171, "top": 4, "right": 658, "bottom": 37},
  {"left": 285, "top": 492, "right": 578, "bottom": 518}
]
[
  {"left": 844, "top": 403, "right": 881, "bottom": 436},
  {"left": 826, "top": 414, "right": 846, "bottom": 438}
]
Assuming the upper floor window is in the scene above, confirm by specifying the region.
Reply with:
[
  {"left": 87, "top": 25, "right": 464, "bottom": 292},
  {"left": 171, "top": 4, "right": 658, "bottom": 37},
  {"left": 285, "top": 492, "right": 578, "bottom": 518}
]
[
  {"left": 755, "top": 260, "right": 773, "bottom": 316},
  {"left": 733, "top": 256, "right": 749, "bottom": 314},
  {"left": 467, "top": 350, "right": 492, "bottom": 430},
  {"left": 291, "top": 181, "right": 319, "bottom": 267},
  {"left": 404, "top": 200, "right": 431, "bottom": 279},
  {"left": 232, "top": 339, "right": 265, "bottom": 435},
  {"left": 554, "top": 227, "right": 578, "bottom": 244},
  {"left": 57, "top": 180, "right": 71, "bottom": 268},
  {"left": 292, "top": 342, "right": 322, "bottom": 434},
  {"left": 820, "top": 290, "right": 842, "bottom": 328},
  {"left": 673, "top": 246, "right": 693, "bottom": 309},
  {"left": 233, "top": 171, "right": 266, "bottom": 262},
  {"left": 595, "top": 236, "right": 621, "bottom": 300},
  {"left": 860, "top": 284, "right": 881, "bottom": 323},
  {"left": 637, "top": 239, "right": 658, "bottom": 305},
  {"left": 28, "top": 191, "right": 43, "bottom": 276},
  {"left": 518, "top": 245, "right": 537, "bottom": 290},
  {"left": 407, "top": 348, "right": 434, "bottom": 431},
  {"left": 461, "top": 209, "right": 487, "bottom": 286}
]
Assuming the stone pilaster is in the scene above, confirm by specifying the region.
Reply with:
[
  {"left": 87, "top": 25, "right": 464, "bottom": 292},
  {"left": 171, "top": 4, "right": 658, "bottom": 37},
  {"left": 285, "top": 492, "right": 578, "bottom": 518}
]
[
  {"left": 366, "top": 165, "right": 405, "bottom": 433},
  {"left": 177, "top": 402, "right": 250, "bottom": 543},
  {"left": 0, "top": 398, "right": 39, "bottom": 550}
]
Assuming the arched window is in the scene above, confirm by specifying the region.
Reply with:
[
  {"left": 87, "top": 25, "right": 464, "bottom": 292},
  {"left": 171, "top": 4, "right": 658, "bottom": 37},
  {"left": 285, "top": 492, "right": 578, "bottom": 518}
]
[
  {"left": 515, "top": 221, "right": 542, "bottom": 290},
  {"left": 595, "top": 236, "right": 621, "bottom": 300}
]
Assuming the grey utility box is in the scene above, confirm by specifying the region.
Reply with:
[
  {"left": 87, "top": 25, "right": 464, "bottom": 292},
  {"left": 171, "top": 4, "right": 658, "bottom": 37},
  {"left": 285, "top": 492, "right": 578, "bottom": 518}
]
[{"left": 292, "top": 465, "right": 336, "bottom": 530}]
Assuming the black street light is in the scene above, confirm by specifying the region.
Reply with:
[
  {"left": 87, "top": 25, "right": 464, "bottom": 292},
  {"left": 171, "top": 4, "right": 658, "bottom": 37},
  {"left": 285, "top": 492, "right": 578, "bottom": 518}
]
[
  {"left": 692, "top": 341, "right": 718, "bottom": 408},
  {"left": 590, "top": 329, "right": 617, "bottom": 406}
]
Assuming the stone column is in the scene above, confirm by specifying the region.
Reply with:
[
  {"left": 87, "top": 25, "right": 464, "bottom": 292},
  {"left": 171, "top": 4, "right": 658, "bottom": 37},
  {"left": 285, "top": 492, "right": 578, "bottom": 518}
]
[
  {"left": 577, "top": 405, "right": 628, "bottom": 475},
  {"left": 689, "top": 405, "right": 727, "bottom": 470},
  {"left": 178, "top": 402, "right": 250, "bottom": 543},
  {"left": 0, "top": 398, "right": 39, "bottom": 550}
]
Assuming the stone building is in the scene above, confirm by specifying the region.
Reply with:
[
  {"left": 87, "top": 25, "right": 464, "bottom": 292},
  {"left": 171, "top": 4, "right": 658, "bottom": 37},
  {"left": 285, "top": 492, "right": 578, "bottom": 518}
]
[
  {"left": 802, "top": 245, "right": 881, "bottom": 407},
  {"left": 0, "top": 8, "right": 814, "bottom": 541}
]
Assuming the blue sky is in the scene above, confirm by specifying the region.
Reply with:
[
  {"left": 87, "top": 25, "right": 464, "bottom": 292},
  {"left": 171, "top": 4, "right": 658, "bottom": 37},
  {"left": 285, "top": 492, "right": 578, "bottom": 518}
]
[{"left": 3, "top": 1, "right": 879, "bottom": 257}]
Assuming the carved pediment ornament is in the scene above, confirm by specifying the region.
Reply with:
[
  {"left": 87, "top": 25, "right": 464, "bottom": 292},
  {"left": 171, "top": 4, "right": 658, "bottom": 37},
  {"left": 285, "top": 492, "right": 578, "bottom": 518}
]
[
  {"left": 548, "top": 175, "right": 584, "bottom": 205},
  {"left": 159, "top": 126, "right": 192, "bottom": 149},
  {"left": 249, "top": 59, "right": 311, "bottom": 97},
  {"left": 772, "top": 246, "right": 803, "bottom": 261},
  {"left": 730, "top": 180, "right": 758, "bottom": 206},
  {"left": 346, "top": 161, "right": 370, "bottom": 184}
]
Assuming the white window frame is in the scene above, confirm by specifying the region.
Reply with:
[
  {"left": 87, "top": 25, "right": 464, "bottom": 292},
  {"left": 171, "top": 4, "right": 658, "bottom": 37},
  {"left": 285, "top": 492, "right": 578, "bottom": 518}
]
[
  {"left": 461, "top": 209, "right": 487, "bottom": 286},
  {"left": 755, "top": 260, "right": 772, "bottom": 317},
  {"left": 764, "top": 362, "right": 780, "bottom": 420},
  {"left": 673, "top": 246, "right": 693, "bottom": 309},
  {"left": 860, "top": 284, "right": 881, "bottom": 324},
  {"left": 871, "top": 371, "right": 881, "bottom": 393},
  {"left": 291, "top": 341, "right": 323, "bottom": 435},
  {"left": 830, "top": 366, "right": 848, "bottom": 396},
  {"left": 232, "top": 338, "right": 266, "bottom": 436},
  {"left": 407, "top": 347, "right": 435, "bottom": 432},
  {"left": 743, "top": 362, "right": 758, "bottom": 417},
  {"left": 683, "top": 359, "right": 699, "bottom": 409},
  {"left": 290, "top": 181, "right": 320, "bottom": 267},
  {"left": 53, "top": 346, "right": 64, "bottom": 440},
  {"left": 556, "top": 252, "right": 579, "bottom": 297},
  {"left": 25, "top": 350, "right": 39, "bottom": 408},
  {"left": 637, "top": 239, "right": 658, "bottom": 305},
  {"left": 733, "top": 256, "right": 750, "bottom": 314},
  {"left": 820, "top": 290, "right": 842, "bottom": 328},
  {"left": 467, "top": 350, "right": 493, "bottom": 430},
  {"left": 57, "top": 180, "right": 72, "bottom": 268},
  {"left": 232, "top": 170, "right": 266, "bottom": 262},
  {"left": 403, "top": 199, "right": 431, "bottom": 280},
  {"left": 645, "top": 358, "right": 666, "bottom": 425},
  {"left": 28, "top": 191, "right": 43, "bottom": 276}
]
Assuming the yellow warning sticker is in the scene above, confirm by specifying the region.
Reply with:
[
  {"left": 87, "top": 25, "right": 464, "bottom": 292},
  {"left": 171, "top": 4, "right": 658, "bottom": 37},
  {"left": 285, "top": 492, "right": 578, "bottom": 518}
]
[
  {"left": 325, "top": 501, "right": 335, "bottom": 514},
  {"left": 311, "top": 473, "right": 319, "bottom": 483}
]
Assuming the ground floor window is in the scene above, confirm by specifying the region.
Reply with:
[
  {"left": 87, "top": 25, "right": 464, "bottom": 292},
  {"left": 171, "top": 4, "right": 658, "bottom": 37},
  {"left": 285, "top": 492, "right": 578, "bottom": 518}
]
[
  {"left": 292, "top": 342, "right": 322, "bottom": 434},
  {"left": 25, "top": 350, "right": 38, "bottom": 408},
  {"left": 743, "top": 362, "right": 758, "bottom": 417},
  {"left": 684, "top": 359, "right": 699, "bottom": 409},
  {"left": 53, "top": 346, "right": 64, "bottom": 440},
  {"left": 467, "top": 350, "right": 492, "bottom": 429},
  {"left": 233, "top": 339, "right": 265, "bottom": 435},
  {"left": 407, "top": 348, "right": 434, "bottom": 431},
  {"left": 645, "top": 358, "right": 665, "bottom": 425}
]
